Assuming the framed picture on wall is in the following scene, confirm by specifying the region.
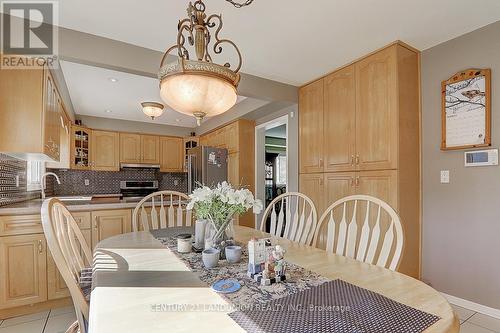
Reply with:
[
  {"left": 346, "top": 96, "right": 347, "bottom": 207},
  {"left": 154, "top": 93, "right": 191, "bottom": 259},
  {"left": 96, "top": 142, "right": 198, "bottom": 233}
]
[{"left": 441, "top": 68, "right": 491, "bottom": 150}]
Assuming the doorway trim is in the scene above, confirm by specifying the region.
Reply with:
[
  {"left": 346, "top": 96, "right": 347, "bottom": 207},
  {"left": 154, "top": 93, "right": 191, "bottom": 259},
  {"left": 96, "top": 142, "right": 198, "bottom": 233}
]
[{"left": 254, "top": 114, "right": 289, "bottom": 228}]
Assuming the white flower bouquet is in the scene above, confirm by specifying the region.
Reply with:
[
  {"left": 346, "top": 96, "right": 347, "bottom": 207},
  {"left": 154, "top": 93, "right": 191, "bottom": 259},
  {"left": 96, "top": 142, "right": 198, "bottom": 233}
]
[{"left": 187, "top": 182, "right": 263, "bottom": 243}]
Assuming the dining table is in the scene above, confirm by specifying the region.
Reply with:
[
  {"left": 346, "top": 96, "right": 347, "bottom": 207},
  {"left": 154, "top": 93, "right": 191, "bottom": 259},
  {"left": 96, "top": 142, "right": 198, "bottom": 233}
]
[{"left": 88, "top": 225, "right": 459, "bottom": 333}]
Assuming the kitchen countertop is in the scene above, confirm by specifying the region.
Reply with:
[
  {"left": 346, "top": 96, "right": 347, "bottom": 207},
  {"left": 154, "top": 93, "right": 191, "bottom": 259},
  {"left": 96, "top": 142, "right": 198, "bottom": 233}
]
[{"left": 0, "top": 197, "right": 174, "bottom": 216}]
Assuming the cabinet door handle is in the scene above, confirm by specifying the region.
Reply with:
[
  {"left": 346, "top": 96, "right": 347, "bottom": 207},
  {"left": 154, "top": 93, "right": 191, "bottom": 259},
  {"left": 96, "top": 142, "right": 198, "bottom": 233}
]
[
  {"left": 355, "top": 155, "right": 360, "bottom": 165},
  {"left": 355, "top": 176, "right": 360, "bottom": 187},
  {"left": 38, "top": 240, "right": 43, "bottom": 254},
  {"left": 319, "top": 158, "right": 324, "bottom": 167},
  {"left": 93, "top": 217, "right": 98, "bottom": 229},
  {"left": 350, "top": 177, "right": 354, "bottom": 187},
  {"left": 351, "top": 155, "right": 355, "bottom": 165}
]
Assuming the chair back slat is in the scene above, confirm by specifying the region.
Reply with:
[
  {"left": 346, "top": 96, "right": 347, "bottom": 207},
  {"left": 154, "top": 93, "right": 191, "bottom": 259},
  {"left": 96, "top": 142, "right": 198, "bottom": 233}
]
[
  {"left": 288, "top": 198, "right": 300, "bottom": 240},
  {"left": 356, "top": 201, "right": 371, "bottom": 262},
  {"left": 345, "top": 200, "right": 358, "bottom": 258},
  {"left": 185, "top": 209, "right": 192, "bottom": 227},
  {"left": 325, "top": 212, "right": 335, "bottom": 253},
  {"left": 365, "top": 205, "right": 382, "bottom": 264},
  {"left": 377, "top": 220, "right": 395, "bottom": 268},
  {"left": 260, "top": 192, "right": 317, "bottom": 245},
  {"left": 176, "top": 197, "right": 183, "bottom": 227},
  {"left": 132, "top": 191, "right": 191, "bottom": 231},
  {"left": 335, "top": 202, "right": 348, "bottom": 255},
  {"left": 276, "top": 199, "right": 285, "bottom": 237},
  {"left": 159, "top": 195, "right": 167, "bottom": 229},
  {"left": 269, "top": 206, "right": 277, "bottom": 236},
  {"left": 168, "top": 196, "right": 175, "bottom": 227},
  {"left": 284, "top": 200, "right": 292, "bottom": 238},
  {"left": 294, "top": 203, "right": 306, "bottom": 243},
  {"left": 282, "top": 198, "right": 294, "bottom": 239},
  {"left": 314, "top": 195, "right": 404, "bottom": 271},
  {"left": 151, "top": 198, "right": 159, "bottom": 230},
  {"left": 140, "top": 206, "right": 149, "bottom": 231},
  {"left": 41, "top": 199, "right": 91, "bottom": 333}
]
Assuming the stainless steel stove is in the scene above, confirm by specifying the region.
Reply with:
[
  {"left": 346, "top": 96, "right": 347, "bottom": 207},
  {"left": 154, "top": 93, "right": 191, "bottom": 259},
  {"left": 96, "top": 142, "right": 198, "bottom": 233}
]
[{"left": 119, "top": 180, "right": 158, "bottom": 198}]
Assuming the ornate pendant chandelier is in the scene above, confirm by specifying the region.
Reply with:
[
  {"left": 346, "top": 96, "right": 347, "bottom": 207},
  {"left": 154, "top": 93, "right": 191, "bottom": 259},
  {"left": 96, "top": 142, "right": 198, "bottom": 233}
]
[
  {"left": 158, "top": 0, "right": 248, "bottom": 126},
  {"left": 141, "top": 102, "right": 164, "bottom": 120}
]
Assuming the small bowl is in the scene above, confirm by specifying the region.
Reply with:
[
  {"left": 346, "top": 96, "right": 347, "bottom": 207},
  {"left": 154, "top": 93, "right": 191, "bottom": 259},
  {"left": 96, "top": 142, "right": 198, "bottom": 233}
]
[
  {"left": 202, "top": 248, "right": 220, "bottom": 269},
  {"left": 225, "top": 245, "right": 242, "bottom": 264}
]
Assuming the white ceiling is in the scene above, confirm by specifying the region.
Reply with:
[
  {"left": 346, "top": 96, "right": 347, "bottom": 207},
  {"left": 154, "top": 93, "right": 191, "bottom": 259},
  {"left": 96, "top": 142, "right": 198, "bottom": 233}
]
[
  {"left": 55, "top": 0, "right": 500, "bottom": 85},
  {"left": 60, "top": 61, "right": 246, "bottom": 128}
]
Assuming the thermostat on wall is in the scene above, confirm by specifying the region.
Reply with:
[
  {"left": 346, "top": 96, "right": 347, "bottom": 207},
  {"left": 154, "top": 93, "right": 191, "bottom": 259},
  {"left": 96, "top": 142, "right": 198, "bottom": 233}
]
[{"left": 464, "top": 149, "right": 498, "bottom": 167}]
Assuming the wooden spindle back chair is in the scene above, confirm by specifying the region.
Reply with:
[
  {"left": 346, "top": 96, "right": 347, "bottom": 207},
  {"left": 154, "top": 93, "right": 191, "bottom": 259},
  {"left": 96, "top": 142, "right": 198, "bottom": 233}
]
[
  {"left": 260, "top": 192, "right": 318, "bottom": 245},
  {"left": 313, "top": 195, "right": 404, "bottom": 271},
  {"left": 132, "top": 191, "right": 192, "bottom": 231},
  {"left": 41, "top": 199, "right": 92, "bottom": 333}
]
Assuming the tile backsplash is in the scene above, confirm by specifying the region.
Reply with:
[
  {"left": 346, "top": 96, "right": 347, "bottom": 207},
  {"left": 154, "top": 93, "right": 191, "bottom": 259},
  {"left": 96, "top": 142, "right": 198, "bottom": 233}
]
[
  {"left": 0, "top": 154, "right": 40, "bottom": 206},
  {"left": 46, "top": 168, "right": 188, "bottom": 196}
]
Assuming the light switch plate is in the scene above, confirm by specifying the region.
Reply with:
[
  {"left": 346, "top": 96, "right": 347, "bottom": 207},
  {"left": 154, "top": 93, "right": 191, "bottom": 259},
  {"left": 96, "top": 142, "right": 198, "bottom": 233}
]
[
  {"left": 84, "top": 179, "right": 90, "bottom": 186},
  {"left": 440, "top": 170, "right": 450, "bottom": 184}
]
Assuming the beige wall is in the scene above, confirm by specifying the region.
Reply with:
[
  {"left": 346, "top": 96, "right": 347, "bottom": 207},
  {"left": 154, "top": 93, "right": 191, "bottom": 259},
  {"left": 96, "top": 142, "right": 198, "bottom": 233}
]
[
  {"left": 77, "top": 115, "right": 192, "bottom": 137},
  {"left": 422, "top": 21, "right": 500, "bottom": 309}
]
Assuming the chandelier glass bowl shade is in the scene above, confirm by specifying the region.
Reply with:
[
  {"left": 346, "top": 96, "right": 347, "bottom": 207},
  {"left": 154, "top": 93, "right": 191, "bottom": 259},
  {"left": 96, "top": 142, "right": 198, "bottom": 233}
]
[
  {"left": 158, "top": 0, "right": 242, "bottom": 126},
  {"left": 141, "top": 102, "right": 165, "bottom": 120}
]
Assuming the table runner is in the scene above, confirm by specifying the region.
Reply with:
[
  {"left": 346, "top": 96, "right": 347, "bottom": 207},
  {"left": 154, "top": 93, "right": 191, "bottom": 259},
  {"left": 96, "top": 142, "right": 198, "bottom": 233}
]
[{"left": 151, "top": 228, "right": 440, "bottom": 333}]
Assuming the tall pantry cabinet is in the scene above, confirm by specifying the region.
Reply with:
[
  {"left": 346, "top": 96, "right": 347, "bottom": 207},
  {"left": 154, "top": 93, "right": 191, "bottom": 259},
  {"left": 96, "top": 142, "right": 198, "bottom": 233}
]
[{"left": 299, "top": 42, "right": 420, "bottom": 278}]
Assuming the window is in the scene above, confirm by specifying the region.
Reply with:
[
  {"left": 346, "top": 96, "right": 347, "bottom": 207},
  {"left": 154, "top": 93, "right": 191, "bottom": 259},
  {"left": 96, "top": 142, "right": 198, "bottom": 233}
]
[
  {"left": 275, "top": 154, "right": 287, "bottom": 186},
  {"left": 27, "top": 161, "right": 44, "bottom": 191}
]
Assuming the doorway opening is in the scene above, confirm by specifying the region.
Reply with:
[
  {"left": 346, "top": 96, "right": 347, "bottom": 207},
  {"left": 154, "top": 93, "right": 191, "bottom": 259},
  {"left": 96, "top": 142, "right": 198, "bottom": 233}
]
[{"left": 254, "top": 115, "right": 288, "bottom": 229}]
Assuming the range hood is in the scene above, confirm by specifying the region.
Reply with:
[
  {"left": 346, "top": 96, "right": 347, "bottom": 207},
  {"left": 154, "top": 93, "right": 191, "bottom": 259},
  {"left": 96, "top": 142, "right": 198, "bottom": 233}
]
[{"left": 120, "top": 163, "right": 160, "bottom": 169}]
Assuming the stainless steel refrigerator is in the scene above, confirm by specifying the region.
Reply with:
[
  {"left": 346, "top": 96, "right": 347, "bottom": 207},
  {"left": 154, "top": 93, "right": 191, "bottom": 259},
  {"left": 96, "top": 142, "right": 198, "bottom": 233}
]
[{"left": 187, "top": 146, "right": 228, "bottom": 193}]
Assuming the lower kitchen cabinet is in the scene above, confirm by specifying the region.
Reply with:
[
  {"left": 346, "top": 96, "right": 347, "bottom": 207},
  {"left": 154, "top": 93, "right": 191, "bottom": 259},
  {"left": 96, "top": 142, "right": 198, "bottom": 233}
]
[
  {"left": 91, "top": 209, "right": 132, "bottom": 249},
  {"left": 47, "top": 229, "right": 91, "bottom": 300},
  {"left": 299, "top": 173, "right": 325, "bottom": 218},
  {"left": 0, "top": 209, "right": 133, "bottom": 312},
  {"left": 301, "top": 170, "right": 399, "bottom": 221},
  {"left": 0, "top": 234, "right": 47, "bottom": 309}
]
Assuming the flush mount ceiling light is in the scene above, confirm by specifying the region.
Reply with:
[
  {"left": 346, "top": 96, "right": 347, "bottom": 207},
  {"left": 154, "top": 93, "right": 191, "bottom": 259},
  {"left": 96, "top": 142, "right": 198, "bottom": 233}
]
[
  {"left": 158, "top": 0, "right": 252, "bottom": 126},
  {"left": 141, "top": 102, "right": 165, "bottom": 120},
  {"left": 108, "top": 77, "right": 118, "bottom": 83}
]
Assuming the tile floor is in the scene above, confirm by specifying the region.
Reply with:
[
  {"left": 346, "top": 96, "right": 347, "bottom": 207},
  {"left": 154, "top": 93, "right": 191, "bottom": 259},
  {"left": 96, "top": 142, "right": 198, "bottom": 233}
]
[
  {"left": 0, "top": 306, "right": 75, "bottom": 333},
  {"left": 452, "top": 304, "right": 500, "bottom": 333},
  {"left": 0, "top": 304, "right": 499, "bottom": 332}
]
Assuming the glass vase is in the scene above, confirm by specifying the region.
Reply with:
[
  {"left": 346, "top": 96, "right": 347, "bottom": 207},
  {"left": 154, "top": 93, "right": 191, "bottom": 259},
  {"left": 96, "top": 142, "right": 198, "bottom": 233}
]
[{"left": 204, "top": 218, "right": 235, "bottom": 259}]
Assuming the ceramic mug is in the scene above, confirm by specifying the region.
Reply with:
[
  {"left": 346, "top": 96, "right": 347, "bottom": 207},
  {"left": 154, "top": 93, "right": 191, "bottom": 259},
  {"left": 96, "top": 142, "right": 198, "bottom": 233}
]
[
  {"left": 202, "top": 248, "right": 220, "bottom": 269},
  {"left": 225, "top": 245, "right": 242, "bottom": 264}
]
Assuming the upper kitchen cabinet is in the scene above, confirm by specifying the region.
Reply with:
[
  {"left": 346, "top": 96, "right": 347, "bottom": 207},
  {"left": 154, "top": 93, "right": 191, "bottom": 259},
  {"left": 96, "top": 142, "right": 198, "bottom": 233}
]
[
  {"left": 71, "top": 126, "right": 92, "bottom": 170},
  {"left": 141, "top": 135, "right": 160, "bottom": 164},
  {"left": 47, "top": 104, "right": 71, "bottom": 169},
  {"left": 92, "top": 130, "right": 120, "bottom": 171},
  {"left": 324, "top": 66, "right": 356, "bottom": 172},
  {"left": 355, "top": 46, "right": 398, "bottom": 171},
  {"left": 120, "top": 133, "right": 160, "bottom": 165},
  {"left": 120, "top": 133, "right": 142, "bottom": 163},
  {"left": 299, "top": 79, "right": 324, "bottom": 174},
  {"left": 299, "top": 43, "right": 418, "bottom": 174},
  {"left": 183, "top": 137, "right": 199, "bottom": 172},
  {"left": 160, "top": 136, "right": 184, "bottom": 172},
  {"left": 0, "top": 63, "right": 62, "bottom": 161}
]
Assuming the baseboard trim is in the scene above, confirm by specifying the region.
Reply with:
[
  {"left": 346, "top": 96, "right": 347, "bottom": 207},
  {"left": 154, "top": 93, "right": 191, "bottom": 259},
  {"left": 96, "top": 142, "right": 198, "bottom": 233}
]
[{"left": 441, "top": 292, "right": 500, "bottom": 319}]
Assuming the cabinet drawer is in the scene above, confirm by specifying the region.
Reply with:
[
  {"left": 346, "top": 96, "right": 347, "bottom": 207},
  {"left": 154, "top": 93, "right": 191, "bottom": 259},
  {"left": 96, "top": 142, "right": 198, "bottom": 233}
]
[
  {"left": 0, "top": 215, "right": 43, "bottom": 236},
  {"left": 72, "top": 212, "right": 91, "bottom": 229}
]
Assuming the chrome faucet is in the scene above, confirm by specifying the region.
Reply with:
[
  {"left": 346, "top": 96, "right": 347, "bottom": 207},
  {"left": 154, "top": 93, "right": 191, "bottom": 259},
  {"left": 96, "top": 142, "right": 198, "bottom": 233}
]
[{"left": 41, "top": 172, "right": 61, "bottom": 199}]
